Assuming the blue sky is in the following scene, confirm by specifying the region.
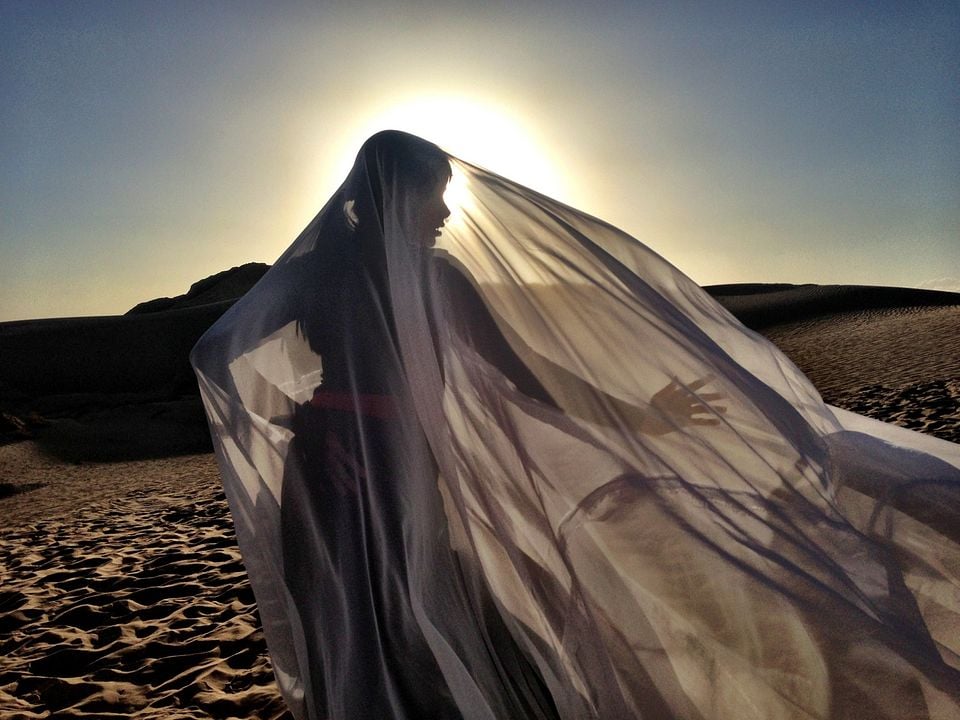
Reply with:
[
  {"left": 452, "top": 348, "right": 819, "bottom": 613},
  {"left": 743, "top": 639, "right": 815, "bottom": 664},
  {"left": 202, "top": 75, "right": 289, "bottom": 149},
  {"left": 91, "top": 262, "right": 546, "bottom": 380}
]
[{"left": 2, "top": 0, "right": 958, "bottom": 320}]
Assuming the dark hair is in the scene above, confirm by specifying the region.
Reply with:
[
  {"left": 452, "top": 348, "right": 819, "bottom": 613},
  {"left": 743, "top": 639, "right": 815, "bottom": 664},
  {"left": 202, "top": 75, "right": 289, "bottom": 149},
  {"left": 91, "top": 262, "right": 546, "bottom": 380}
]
[
  {"left": 345, "top": 131, "right": 451, "bottom": 231},
  {"left": 364, "top": 129, "right": 451, "bottom": 188}
]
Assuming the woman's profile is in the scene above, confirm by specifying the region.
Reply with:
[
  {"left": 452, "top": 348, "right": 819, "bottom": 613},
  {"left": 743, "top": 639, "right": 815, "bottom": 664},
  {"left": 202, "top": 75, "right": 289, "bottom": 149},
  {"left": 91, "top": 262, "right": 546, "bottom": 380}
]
[{"left": 192, "top": 130, "right": 960, "bottom": 719}]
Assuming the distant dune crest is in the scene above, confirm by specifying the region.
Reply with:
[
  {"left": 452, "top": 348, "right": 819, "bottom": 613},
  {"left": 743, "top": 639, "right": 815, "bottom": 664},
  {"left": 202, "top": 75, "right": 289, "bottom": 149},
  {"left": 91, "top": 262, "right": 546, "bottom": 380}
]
[
  {"left": 918, "top": 277, "right": 960, "bottom": 294},
  {"left": 1, "top": 273, "right": 958, "bottom": 458},
  {"left": 706, "top": 282, "right": 960, "bottom": 330},
  {"left": 126, "top": 263, "right": 271, "bottom": 315}
]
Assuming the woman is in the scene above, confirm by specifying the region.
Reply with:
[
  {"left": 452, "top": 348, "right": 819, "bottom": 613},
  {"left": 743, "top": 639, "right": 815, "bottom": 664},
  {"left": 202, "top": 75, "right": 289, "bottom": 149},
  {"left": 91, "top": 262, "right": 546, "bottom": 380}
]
[{"left": 192, "top": 131, "right": 960, "bottom": 719}]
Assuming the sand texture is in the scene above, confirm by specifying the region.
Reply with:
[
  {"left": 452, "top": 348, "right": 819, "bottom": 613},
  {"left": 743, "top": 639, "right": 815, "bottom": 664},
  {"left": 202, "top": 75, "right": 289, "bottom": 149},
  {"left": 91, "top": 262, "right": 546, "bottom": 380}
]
[
  {"left": 0, "top": 447, "right": 290, "bottom": 719},
  {"left": 709, "top": 284, "right": 960, "bottom": 444},
  {"left": 1, "top": 283, "right": 958, "bottom": 718},
  {"left": 764, "top": 305, "right": 960, "bottom": 443}
]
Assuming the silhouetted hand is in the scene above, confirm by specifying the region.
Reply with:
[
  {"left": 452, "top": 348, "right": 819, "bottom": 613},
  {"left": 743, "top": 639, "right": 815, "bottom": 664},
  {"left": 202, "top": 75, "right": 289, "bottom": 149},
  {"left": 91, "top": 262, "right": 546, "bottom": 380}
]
[{"left": 642, "top": 375, "right": 727, "bottom": 435}]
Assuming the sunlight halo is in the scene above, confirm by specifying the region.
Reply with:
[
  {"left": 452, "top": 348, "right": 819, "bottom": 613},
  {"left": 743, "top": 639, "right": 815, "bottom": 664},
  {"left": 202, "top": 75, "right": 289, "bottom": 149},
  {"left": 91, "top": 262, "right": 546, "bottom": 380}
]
[{"left": 327, "top": 95, "right": 572, "bottom": 205}]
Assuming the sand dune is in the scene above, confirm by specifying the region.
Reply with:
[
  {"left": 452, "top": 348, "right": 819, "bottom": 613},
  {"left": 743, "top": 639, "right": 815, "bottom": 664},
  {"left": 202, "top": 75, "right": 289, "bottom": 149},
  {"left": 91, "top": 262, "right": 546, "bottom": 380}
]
[
  {"left": 1, "top": 282, "right": 958, "bottom": 718},
  {"left": 763, "top": 306, "right": 960, "bottom": 442},
  {"left": 707, "top": 282, "right": 960, "bottom": 330},
  {"left": 0, "top": 445, "right": 290, "bottom": 719},
  {"left": 709, "top": 284, "right": 960, "bottom": 444},
  {"left": 0, "top": 304, "right": 230, "bottom": 402}
]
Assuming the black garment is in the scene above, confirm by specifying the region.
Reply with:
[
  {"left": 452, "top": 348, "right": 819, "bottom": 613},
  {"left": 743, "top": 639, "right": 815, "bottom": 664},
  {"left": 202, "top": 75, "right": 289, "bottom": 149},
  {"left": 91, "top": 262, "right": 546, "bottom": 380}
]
[{"left": 281, "top": 254, "right": 560, "bottom": 719}]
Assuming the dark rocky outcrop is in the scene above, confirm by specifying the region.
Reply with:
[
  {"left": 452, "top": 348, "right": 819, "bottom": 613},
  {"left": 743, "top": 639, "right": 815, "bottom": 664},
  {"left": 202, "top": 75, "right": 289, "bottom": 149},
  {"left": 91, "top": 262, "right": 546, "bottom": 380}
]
[
  {"left": 0, "top": 264, "right": 271, "bottom": 460},
  {"left": 126, "top": 263, "right": 270, "bottom": 314}
]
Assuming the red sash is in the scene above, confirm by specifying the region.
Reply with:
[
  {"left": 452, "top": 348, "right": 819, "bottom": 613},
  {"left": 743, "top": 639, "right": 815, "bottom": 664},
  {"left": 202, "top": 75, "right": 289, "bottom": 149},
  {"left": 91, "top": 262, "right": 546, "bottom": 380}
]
[{"left": 309, "top": 390, "right": 399, "bottom": 420}]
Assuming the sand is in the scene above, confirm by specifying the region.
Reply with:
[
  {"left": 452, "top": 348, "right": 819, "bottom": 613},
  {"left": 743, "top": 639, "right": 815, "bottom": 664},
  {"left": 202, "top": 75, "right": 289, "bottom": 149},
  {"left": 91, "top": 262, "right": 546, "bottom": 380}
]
[
  {"left": 764, "top": 305, "right": 960, "bottom": 443},
  {"left": 0, "top": 447, "right": 290, "bottom": 719},
  {"left": 1, "top": 289, "right": 959, "bottom": 718}
]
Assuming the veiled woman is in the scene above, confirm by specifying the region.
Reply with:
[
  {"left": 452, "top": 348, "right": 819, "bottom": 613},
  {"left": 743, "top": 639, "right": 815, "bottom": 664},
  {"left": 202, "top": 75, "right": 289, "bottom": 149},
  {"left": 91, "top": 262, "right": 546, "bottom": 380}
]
[{"left": 192, "top": 131, "right": 960, "bottom": 719}]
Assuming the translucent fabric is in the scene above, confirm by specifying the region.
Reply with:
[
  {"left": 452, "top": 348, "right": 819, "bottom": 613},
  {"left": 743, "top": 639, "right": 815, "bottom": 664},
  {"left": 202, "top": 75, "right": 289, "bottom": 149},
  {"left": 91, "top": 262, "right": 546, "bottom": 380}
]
[{"left": 191, "top": 131, "right": 960, "bottom": 720}]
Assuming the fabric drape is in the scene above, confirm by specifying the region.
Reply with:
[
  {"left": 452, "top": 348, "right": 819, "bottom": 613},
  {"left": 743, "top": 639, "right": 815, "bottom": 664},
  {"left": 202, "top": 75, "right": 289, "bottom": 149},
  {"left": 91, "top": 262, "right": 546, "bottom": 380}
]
[{"left": 192, "top": 131, "right": 960, "bottom": 720}]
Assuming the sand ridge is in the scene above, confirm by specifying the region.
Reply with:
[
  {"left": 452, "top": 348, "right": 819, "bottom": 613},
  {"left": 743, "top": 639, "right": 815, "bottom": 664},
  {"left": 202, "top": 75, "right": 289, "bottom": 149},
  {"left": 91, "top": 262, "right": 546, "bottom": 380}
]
[
  {"left": 0, "top": 447, "right": 290, "bottom": 719},
  {"left": 763, "top": 306, "right": 960, "bottom": 443}
]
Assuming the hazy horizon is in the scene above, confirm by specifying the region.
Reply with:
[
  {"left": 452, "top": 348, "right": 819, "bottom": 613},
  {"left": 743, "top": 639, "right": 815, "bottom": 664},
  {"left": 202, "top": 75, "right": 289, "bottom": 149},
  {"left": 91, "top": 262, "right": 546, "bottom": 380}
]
[{"left": 3, "top": 1, "right": 958, "bottom": 322}]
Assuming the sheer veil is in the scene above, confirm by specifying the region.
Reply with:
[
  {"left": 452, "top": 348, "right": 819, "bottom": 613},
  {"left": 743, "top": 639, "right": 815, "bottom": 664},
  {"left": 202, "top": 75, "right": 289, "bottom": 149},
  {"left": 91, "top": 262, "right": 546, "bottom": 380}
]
[{"left": 192, "top": 131, "right": 960, "bottom": 719}]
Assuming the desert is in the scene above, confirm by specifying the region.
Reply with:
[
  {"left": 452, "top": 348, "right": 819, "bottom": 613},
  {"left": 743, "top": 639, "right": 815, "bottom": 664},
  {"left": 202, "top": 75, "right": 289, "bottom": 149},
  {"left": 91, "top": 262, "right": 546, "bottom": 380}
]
[{"left": 1, "top": 275, "right": 958, "bottom": 719}]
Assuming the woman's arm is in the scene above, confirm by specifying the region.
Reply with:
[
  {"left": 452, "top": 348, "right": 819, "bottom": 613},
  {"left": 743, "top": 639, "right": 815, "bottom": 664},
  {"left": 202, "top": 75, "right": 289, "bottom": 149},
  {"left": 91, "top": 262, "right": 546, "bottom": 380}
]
[
  {"left": 435, "top": 258, "right": 557, "bottom": 406},
  {"left": 434, "top": 256, "right": 724, "bottom": 435}
]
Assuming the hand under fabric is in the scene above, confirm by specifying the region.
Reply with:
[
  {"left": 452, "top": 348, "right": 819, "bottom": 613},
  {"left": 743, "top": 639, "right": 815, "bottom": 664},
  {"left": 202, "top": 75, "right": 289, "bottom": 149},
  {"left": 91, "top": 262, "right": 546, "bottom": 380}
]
[
  {"left": 564, "top": 372, "right": 729, "bottom": 437},
  {"left": 435, "top": 254, "right": 728, "bottom": 438},
  {"left": 641, "top": 375, "right": 728, "bottom": 435}
]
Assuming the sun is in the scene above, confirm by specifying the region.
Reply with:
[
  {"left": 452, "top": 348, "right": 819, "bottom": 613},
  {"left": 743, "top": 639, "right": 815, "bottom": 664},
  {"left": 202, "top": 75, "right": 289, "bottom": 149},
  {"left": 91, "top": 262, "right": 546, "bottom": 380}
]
[
  {"left": 332, "top": 94, "right": 571, "bottom": 204},
  {"left": 437, "top": 162, "right": 473, "bottom": 229}
]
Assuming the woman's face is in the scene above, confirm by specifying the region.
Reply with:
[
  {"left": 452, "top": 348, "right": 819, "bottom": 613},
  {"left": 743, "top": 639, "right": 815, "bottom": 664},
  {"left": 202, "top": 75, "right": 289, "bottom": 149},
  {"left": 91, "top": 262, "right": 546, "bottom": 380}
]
[{"left": 411, "top": 176, "right": 451, "bottom": 248}]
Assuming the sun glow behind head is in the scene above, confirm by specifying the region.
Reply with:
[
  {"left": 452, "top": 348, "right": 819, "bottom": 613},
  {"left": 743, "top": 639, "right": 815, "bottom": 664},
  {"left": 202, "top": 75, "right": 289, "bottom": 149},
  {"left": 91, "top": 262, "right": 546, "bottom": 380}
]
[
  {"left": 330, "top": 94, "right": 571, "bottom": 206},
  {"left": 441, "top": 162, "right": 473, "bottom": 231}
]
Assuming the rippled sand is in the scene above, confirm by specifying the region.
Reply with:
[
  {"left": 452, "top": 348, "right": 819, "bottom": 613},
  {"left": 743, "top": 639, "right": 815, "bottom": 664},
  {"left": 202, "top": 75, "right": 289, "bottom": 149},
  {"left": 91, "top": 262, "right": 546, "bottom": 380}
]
[
  {"left": 765, "top": 306, "right": 960, "bottom": 443},
  {"left": 0, "top": 447, "right": 290, "bottom": 719}
]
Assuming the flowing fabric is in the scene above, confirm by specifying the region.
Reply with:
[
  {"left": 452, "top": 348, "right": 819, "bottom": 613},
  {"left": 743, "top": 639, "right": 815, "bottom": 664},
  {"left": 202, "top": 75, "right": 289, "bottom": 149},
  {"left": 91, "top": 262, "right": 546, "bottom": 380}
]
[{"left": 191, "top": 131, "right": 960, "bottom": 720}]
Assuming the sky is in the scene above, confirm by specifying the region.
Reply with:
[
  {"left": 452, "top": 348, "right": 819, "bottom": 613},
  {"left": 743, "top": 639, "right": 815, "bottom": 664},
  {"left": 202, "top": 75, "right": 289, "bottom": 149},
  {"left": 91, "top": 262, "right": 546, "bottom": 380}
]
[{"left": 2, "top": 0, "right": 958, "bottom": 321}]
